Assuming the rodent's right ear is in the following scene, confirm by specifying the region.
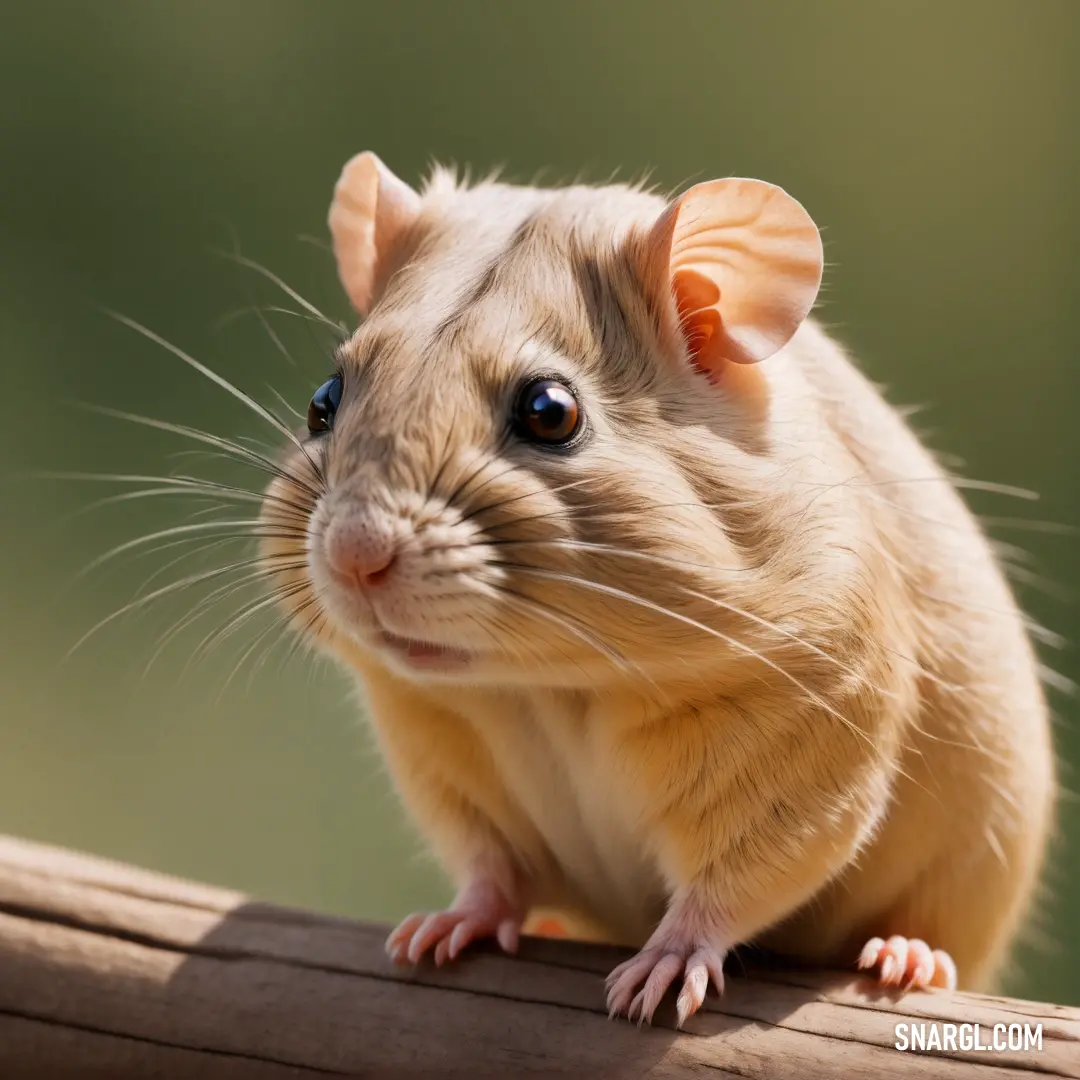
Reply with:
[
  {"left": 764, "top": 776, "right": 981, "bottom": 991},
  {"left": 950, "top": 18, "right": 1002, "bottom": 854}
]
[
  {"left": 642, "top": 178, "right": 823, "bottom": 380},
  {"left": 328, "top": 152, "right": 422, "bottom": 316}
]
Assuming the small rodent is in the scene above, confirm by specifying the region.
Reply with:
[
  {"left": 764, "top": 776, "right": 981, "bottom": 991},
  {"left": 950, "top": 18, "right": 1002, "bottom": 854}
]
[{"left": 260, "top": 150, "right": 1055, "bottom": 1025}]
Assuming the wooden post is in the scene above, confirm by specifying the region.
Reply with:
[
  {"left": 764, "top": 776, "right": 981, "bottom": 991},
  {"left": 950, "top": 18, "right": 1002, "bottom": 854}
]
[{"left": 0, "top": 834, "right": 1076, "bottom": 1079}]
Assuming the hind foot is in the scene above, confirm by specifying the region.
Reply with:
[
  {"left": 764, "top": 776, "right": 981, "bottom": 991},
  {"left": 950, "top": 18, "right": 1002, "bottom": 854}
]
[{"left": 857, "top": 935, "right": 957, "bottom": 990}]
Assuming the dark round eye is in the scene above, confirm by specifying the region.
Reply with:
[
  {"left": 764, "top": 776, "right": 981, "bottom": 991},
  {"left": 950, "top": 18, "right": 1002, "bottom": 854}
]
[
  {"left": 307, "top": 375, "right": 342, "bottom": 435},
  {"left": 514, "top": 378, "right": 581, "bottom": 446}
]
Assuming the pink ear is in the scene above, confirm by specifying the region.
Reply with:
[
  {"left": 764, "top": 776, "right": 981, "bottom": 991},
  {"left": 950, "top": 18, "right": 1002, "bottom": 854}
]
[
  {"left": 328, "top": 152, "right": 422, "bottom": 316},
  {"left": 649, "top": 178, "right": 823, "bottom": 378}
]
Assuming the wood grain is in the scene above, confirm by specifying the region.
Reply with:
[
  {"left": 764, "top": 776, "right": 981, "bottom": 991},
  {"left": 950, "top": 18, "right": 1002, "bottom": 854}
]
[{"left": 0, "top": 835, "right": 1076, "bottom": 1079}]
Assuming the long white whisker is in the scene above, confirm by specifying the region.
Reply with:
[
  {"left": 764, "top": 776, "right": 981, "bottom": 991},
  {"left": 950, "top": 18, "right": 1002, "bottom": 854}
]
[
  {"left": 142, "top": 558, "right": 307, "bottom": 674},
  {"left": 251, "top": 303, "right": 297, "bottom": 367},
  {"left": 85, "top": 532, "right": 284, "bottom": 591},
  {"left": 266, "top": 385, "right": 306, "bottom": 422},
  {"left": 979, "top": 517, "right": 1078, "bottom": 535},
  {"left": 73, "top": 404, "right": 324, "bottom": 502},
  {"left": 76, "top": 519, "right": 301, "bottom": 580},
  {"left": 274, "top": 595, "right": 330, "bottom": 673},
  {"left": 233, "top": 598, "right": 323, "bottom": 694},
  {"left": 830, "top": 476, "right": 1040, "bottom": 501},
  {"left": 500, "top": 537, "right": 898, "bottom": 698},
  {"left": 503, "top": 564, "right": 876, "bottom": 751},
  {"left": 468, "top": 609, "right": 544, "bottom": 673},
  {"left": 861, "top": 491, "right": 1073, "bottom": 546},
  {"left": 947, "top": 478, "right": 1040, "bottom": 500},
  {"left": 460, "top": 473, "right": 614, "bottom": 524},
  {"left": 173, "top": 570, "right": 309, "bottom": 663},
  {"left": 1039, "top": 665, "right": 1078, "bottom": 696},
  {"left": 297, "top": 233, "right": 334, "bottom": 255},
  {"left": 216, "top": 250, "right": 347, "bottom": 333},
  {"left": 44, "top": 471, "right": 314, "bottom": 522},
  {"left": 134, "top": 536, "right": 246, "bottom": 598},
  {"left": 185, "top": 579, "right": 311, "bottom": 674},
  {"left": 103, "top": 311, "right": 324, "bottom": 484},
  {"left": 1002, "top": 562, "right": 1069, "bottom": 599},
  {"left": 67, "top": 554, "right": 297, "bottom": 658},
  {"left": 493, "top": 584, "right": 632, "bottom": 673},
  {"left": 71, "top": 487, "right": 258, "bottom": 517},
  {"left": 217, "top": 302, "right": 347, "bottom": 340}
]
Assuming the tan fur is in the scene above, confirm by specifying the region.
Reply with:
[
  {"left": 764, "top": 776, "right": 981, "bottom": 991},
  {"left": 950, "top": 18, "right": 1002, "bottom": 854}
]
[{"left": 261, "top": 166, "right": 1055, "bottom": 992}]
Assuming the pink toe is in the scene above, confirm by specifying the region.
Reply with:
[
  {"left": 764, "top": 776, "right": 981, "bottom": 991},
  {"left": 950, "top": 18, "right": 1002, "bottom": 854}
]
[
  {"left": 407, "top": 912, "right": 458, "bottom": 963},
  {"left": 930, "top": 949, "right": 958, "bottom": 990},
  {"left": 433, "top": 935, "right": 452, "bottom": 967},
  {"left": 629, "top": 952, "right": 683, "bottom": 1025},
  {"left": 676, "top": 963, "right": 709, "bottom": 1028},
  {"left": 607, "top": 978, "right": 637, "bottom": 1019},
  {"left": 496, "top": 918, "right": 521, "bottom": 954},
  {"left": 904, "top": 939, "right": 934, "bottom": 988},
  {"left": 694, "top": 947, "right": 726, "bottom": 995},
  {"left": 607, "top": 953, "right": 658, "bottom": 1018},
  {"left": 857, "top": 936, "right": 885, "bottom": 970},
  {"left": 606, "top": 950, "right": 657, "bottom": 993},
  {"left": 879, "top": 935, "right": 910, "bottom": 985},
  {"left": 387, "top": 914, "right": 429, "bottom": 964},
  {"left": 386, "top": 912, "right": 424, "bottom": 953},
  {"left": 605, "top": 954, "right": 641, "bottom": 989},
  {"left": 447, "top": 918, "right": 477, "bottom": 960}
]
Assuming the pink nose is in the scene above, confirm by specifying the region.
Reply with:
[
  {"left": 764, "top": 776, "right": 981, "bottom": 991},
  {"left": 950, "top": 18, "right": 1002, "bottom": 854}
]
[{"left": 324, "top": 513, "right": 398, "bottom": 588}]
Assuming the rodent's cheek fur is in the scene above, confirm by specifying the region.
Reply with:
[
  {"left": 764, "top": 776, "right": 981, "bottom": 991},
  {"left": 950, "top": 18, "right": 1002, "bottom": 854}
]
[
  {"left": 267, "top": 447, "right": 594, "bottom": 685},
  {"left": 257, "top": 455, "right": 339, "bottom": 656}
]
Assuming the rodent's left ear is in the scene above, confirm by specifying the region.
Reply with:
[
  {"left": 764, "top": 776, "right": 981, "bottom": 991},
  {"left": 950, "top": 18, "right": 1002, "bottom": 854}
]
[
  {"left": 329, "top": 152, "right": 422, "bottom": 316},
  {"left": 646, "top": 178, "right": 823, "bottom": 375}
]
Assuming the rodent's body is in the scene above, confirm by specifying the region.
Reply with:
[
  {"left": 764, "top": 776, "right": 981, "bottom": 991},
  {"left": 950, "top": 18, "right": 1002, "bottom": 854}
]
[
  {"left": 262, "top": 155, "right": 1055, "bottom": 1018},
  {"left": 342, "top": 320, "right": 1053, "bottom": 988}
]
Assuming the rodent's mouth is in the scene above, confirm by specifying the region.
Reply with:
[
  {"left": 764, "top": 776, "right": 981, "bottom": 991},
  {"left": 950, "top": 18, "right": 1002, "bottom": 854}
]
[{"left": 374, "top": 629, "right": 474, "bottom": 672}]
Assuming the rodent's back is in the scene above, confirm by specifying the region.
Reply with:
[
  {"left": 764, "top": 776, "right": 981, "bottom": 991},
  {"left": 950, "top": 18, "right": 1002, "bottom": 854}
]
[{"left": 756, "top": 321, "right": 1055, "bottom": 985}]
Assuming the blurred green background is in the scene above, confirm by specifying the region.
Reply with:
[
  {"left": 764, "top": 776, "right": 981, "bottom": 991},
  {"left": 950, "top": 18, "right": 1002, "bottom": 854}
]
[{"left": 1, "top": 0, "right": 1077, "bottom": 1004}]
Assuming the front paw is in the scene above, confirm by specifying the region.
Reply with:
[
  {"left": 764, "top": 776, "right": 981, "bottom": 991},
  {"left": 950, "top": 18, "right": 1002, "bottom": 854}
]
[
  {"left": 605, "top": 940, "right": 727, "bottom": 1028},
  {"left": 385, "top": 878, "right": 524, "bottom": 967}
]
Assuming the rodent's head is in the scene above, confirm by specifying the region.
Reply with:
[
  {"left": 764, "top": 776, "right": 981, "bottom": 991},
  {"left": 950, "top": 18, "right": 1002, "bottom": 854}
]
[{"left": 263, "top": 152, "right": 827, "bottom": 689}]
